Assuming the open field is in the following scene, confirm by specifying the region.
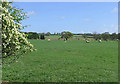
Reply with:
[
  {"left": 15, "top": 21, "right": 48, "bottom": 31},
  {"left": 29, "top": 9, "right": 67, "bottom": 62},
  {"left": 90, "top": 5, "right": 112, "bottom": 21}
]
[
  {"left": 2, "top": 40, "right": 118, "bottom": 82},
  {"left": 45, "top": 35, "right": 61, "bottom": 40},
  {"left": 45, "top": 35, "right": 94, "bottom": 40}
]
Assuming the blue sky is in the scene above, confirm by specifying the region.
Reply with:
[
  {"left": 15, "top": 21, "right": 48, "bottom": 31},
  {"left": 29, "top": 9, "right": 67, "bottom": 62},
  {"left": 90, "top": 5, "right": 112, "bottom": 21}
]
[{"left": 12, "top": 2, "right": 118, "bottom": 34}]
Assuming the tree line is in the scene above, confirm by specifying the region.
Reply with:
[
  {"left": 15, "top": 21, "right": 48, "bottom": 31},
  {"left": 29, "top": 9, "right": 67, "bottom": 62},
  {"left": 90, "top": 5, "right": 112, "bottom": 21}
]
[
  {"left": 23, "top": 31, "right": 120, "bottom": 41},
  {"left": 83, "top": 32, "right": 120, "bottom": 41}
]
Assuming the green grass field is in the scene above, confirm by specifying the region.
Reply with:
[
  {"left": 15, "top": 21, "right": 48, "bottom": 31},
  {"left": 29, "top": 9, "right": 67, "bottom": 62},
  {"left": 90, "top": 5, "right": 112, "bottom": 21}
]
[
  {"left": 45, "top": 35, "right": 61, "bottom": 40},
  {"left": 2, "top": 40, "right": 118, "bottom": 82}
]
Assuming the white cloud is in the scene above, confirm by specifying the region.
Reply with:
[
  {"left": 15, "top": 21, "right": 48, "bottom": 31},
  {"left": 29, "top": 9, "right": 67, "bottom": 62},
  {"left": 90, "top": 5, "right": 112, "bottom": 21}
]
[
  {"left": 111, "top": 24, "right": 114, "bottom": 27},
  {"left": 114, "top": 26, "right": 118, "bottom": 31},
  {"left": 103, "top": 24, "right": 118, "bottom": 33},
  {"left": 83, "top": 18, "right": 90, "bottom": 22},
  {"left": 26, "top": 11, "right": 36, "bottom": 16},
  {"left": 103, "top": 24, "right": 106, "bottom": 27},
  {"left": 64, "top": 25, "right": 68, "bottom": 27},
  {"left": 111, "top": 7, "right": 118, "bottom": 13},
  {"left": 60, "top": 16, "right": 65, "bottom": 19},
  {"left": 103, "top": 24, "right": 116, "bottom": 28}
]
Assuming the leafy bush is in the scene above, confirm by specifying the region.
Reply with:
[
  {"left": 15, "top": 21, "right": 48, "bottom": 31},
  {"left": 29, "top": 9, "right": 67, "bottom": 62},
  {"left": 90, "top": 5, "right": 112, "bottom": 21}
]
[
  {"left": 1, "top": 1, "right": 35, "bottom": 64},
  {"left": 40, "top": 34, "right": 45, "bottom": 40},
  {"left": 27, "top": 32, "right": 39, "bottom": 39}
]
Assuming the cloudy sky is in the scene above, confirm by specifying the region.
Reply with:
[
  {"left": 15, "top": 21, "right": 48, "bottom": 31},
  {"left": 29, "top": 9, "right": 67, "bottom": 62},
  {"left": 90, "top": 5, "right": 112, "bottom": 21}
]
[{"left": 12, "top": 2, "right": 118, "bottom": 34}]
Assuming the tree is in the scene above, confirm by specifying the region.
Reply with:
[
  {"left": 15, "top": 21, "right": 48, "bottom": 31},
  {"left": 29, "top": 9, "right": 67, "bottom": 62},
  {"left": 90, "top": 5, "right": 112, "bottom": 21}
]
[
  {"left": 101, "top": 32, "right": 110, "bottom": 41},
  {"left": 82, "top": 34, "right": 87, "bottom": 39},
  {"left": 54, "top": 32, "right": 56, "bottom": 35},
  {"left": 1, "top": 1, "right": 35, "bottom": 64},
  {"left": 94, "top": 34, "right": 101, "bottom": 40},
  {"left": 45, "top": 32, "right": 51, "bottom": 36},
  {"left": 110, "top": 33, "right": 117, "bottom": 40},
  {"left": 40, "top": 33, "right": 45, "bottom": 40},
  {"left": 93, "top": 32, "right": 101, "bottom": 40},
  {"left": 27, "top": 32, "right": 39, "bottom": 39},
  {"left": 61, "top": 31, "right": 73, "bottom": 40}
]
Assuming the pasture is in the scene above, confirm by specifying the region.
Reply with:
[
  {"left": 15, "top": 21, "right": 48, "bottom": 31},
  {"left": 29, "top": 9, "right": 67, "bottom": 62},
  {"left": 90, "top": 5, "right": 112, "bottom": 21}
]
[{"left": 2, "top": 39, "right": 118, "bottom": 82}]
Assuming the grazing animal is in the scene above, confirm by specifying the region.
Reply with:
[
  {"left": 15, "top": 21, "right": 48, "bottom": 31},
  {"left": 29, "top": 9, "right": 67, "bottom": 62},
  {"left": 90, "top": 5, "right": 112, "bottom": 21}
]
[
  {"left": 64, "top": 39, "right": 67, "bottom": 43},
  {"left": 117, "top": 39, "right": 119, "bottom": 41},
  {"left": 86, "top": 40, "right": 90, "bottom": 43},
  {"left": 48, "top": 39, "right": 51, "bottom": 42},
  {"left": 64, "top": 39, "right": 66, "bottom": 41},
  {"left": 98, "top": 39, "right": 102, "bottom": 43}
]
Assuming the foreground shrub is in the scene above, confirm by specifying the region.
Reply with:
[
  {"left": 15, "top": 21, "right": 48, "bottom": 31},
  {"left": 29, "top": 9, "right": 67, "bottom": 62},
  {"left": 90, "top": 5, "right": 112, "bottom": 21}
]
[{"left": 0, "top": 0, "right": 35, "bottom": 64}]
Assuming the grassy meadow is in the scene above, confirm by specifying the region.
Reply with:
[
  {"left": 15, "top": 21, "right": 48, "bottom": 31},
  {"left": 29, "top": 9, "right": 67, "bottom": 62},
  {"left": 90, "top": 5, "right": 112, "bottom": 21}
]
[{"left": 2, "top": 36, "right": 118, "bottom": 82}]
